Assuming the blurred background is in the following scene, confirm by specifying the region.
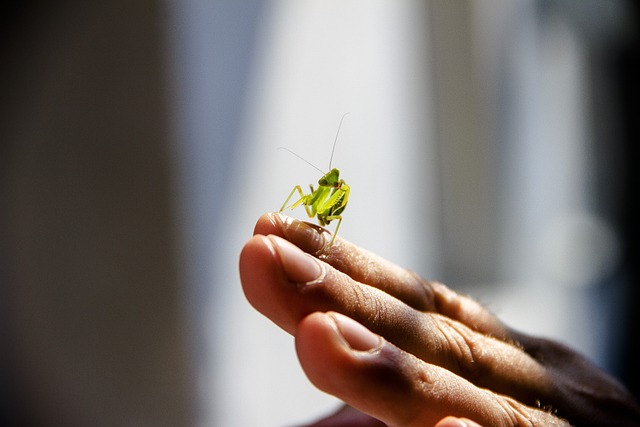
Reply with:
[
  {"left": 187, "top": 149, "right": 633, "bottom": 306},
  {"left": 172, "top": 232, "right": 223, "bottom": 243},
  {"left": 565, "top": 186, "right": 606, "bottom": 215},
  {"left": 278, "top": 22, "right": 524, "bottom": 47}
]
[{"left": 1, "top": 1, "right": 638, "bottom": 426}]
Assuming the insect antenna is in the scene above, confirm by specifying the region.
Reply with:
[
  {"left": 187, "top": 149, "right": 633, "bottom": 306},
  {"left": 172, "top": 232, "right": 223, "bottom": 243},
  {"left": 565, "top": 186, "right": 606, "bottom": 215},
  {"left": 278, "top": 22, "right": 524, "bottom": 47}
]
[
  {"left": 329, "top": 112, "right": 350, "bottom": 170},
  {"left": 277, "top": 147, "right": 325, "bottom": 174}
]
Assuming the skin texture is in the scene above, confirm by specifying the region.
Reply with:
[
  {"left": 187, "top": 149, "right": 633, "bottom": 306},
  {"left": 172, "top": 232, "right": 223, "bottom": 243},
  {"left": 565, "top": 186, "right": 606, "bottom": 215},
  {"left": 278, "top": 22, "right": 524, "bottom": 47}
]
[{"left": 239, "top": 213, "right": 640, "bottom": 427}]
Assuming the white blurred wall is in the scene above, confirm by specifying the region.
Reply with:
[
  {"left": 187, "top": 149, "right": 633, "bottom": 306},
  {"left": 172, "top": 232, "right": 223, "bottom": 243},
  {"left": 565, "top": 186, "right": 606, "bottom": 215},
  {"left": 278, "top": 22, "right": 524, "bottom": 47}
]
[{"left": 169, "top": 1, "right": 437, "bottom": 426}]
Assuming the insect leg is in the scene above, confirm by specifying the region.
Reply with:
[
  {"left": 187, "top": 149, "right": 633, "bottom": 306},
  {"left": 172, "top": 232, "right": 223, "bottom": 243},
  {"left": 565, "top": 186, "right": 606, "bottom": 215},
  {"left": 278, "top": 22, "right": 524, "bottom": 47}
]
[
  {"left": 324, "top": 215, "right": 342, "bottom": 249},
  {"left": 279, "top": 185, "right": 306, "bottom": 212}
]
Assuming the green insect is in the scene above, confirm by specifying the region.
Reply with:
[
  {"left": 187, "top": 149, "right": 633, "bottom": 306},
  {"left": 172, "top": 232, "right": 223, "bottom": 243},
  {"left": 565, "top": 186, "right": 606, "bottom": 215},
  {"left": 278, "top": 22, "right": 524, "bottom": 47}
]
[{"left": 279, "top": 114, "right": 351, "bottom": 250}]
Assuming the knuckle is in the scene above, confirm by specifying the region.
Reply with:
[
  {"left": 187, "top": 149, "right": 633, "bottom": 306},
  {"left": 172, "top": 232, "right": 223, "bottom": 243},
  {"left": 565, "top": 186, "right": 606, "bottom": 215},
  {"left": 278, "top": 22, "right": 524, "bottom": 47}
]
[
  {"left": 406, "top": 270, "right": 437, "bottom": 311},
  {"left": 493, "top": 395, "right": 546, "bottom": 427},
  {"left": 433, "top": 315, "right": 485, "bottom": 381},
  {"left": 491, "top": 392, "right": 570, "bottom": 427}
]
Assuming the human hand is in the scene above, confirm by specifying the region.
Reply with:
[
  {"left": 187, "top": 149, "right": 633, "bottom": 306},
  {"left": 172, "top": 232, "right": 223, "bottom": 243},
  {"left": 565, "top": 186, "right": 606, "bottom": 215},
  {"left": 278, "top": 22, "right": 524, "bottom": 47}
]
[{"left": 239, "top": 213, "right": 640, "bottom": 427}]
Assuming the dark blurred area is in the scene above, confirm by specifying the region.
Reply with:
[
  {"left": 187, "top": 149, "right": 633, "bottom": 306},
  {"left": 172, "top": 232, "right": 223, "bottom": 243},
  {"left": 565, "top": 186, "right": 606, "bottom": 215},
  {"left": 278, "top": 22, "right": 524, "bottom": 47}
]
[
  {"left": 1, "top": 2, "right": 194, "bottom": 426},
  {"left": 615, "top": 0, "right": 640, "bottom": 400}
]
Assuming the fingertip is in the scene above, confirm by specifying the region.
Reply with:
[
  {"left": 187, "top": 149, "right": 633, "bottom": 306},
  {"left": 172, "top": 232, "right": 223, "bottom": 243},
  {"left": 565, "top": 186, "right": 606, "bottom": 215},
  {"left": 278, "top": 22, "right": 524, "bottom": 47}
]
[
  {"left": 254, "top": 212, "right": 330, "bottom": 256},
  {"left": 239, "top": 234, "right": 275, "bottom": 278},
  {"left": 296, "top": 312, "right": 343, "bottom": 357},
  {"left": 435, "top": 417, "right": 484, "bottom": 427},
  {"left": 239, "top": 234, "right": 279, "bottom": 309},
  {"left": 267, "top": 235, "right": 324, "bottom": 284},
  {"left": 295, "top": 313, "right": 418, "bottom": 426},
  {"left": 253, "top": 212, "right": 285, "bottom": 237},
  {"left": 296, "top": 313, "right": 383, "bottom": 364},
  {"left": 239, "top": 234, "right": 302, "bottom": 333},
  {"left": 328, "top": 312, "right": 383, "bottom": 353},
  {"left": 295, "top": 313, "right": 343, "bottom": 392}
]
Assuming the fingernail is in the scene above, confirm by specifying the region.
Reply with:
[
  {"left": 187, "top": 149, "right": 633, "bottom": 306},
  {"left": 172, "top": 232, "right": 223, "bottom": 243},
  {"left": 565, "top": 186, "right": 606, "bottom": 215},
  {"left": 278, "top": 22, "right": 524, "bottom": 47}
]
[
  {"left": 276, "top": 213, "right": 327, "bottom": 254},
  {"left": 330, "top": 312, "right": 383, "bottom": 352},
  {"left": 268, "top": 235, "right": 323, "bottom": 284}
]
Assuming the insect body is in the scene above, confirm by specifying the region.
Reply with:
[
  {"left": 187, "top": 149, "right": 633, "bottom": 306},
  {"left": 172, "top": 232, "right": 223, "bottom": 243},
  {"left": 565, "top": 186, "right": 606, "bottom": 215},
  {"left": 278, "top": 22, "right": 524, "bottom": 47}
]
[
  {"left": 279, "top": 167, "right": 350, "bottom": 249},
  {"left": 279, "top": 114, "right": 350, "bottom": 250}
]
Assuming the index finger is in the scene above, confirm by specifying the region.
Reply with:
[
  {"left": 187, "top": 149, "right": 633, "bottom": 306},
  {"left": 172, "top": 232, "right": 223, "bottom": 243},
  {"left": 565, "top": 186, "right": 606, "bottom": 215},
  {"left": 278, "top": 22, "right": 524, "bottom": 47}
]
[{"left": 254, "top": 213, "right": 507, "bottom": 340}]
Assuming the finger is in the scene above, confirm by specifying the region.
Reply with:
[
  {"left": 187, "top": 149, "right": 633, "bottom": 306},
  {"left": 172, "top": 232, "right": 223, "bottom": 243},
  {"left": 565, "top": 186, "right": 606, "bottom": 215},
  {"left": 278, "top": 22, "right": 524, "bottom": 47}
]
[
  {"left": 253, "top": 213, "right": 429, "bottom": 308},
  {"left": 240, "top": 234, "right": 553, "bottom": 404},
  {"left": 435, "top": 417, "right": 484, "bottom": 427},
  {"left": 295, "top": 312, "right": 569, "bottom": 427},
  {"left": 239, "top": 234, "right": 322, "bottom": 334},
  {"left": 254, "top": 213, "right": 507, "bottom": 339},
  {"left": 300, "top": 405, "right": 386, "bottom": 427}
]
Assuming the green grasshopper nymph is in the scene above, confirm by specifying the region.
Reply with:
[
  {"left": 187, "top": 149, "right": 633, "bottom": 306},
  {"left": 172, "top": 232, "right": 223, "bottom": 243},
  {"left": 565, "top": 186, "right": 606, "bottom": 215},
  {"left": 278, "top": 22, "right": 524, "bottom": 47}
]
[{"left": 278, "top": 114, "right": 351, "bottom": 251}]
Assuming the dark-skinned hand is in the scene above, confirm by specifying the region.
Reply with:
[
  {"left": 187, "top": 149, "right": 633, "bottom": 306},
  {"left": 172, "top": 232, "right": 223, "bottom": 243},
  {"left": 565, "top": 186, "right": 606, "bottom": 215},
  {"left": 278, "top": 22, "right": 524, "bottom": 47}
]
[{"left": 239, "top": 213, "right": 640, "bottom": 427}]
